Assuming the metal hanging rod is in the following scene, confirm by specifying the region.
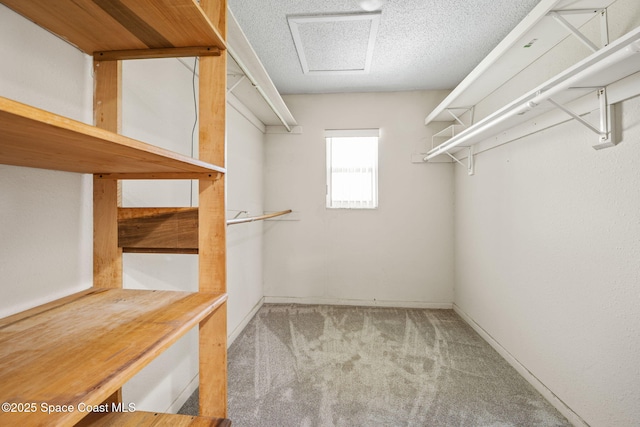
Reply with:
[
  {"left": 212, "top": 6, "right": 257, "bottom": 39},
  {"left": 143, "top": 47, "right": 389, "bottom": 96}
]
[
  {"left": 424, "top": 27, "right": 640, "bottom": 161},
  {"left": 227, "top": 209, "right": 293, "bottom": 226}
]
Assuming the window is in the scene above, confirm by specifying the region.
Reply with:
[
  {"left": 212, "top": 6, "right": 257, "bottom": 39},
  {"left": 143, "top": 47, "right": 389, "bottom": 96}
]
[{"left": 325, "top": 129, "right": 379, "bottom": 209}]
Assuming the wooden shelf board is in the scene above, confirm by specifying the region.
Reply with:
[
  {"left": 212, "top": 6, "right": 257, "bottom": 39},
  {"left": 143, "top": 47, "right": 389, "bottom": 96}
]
[
  {"left": 0, "top": 0, "right": 226, "bottom": 54},
  {"left": 119, "top": 207, "right": 199, "bottom": 252},
  {"left": 80, "top": 410, "right": 231, "bottom": 426},
  {"left": 0, "top": 288, "right": 227, "bottom": 426},
  {"left": 0, "top": 96, "right": 225, "bottom": 175}
]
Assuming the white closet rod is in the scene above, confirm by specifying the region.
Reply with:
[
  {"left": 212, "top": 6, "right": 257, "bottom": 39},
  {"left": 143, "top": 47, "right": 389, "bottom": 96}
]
[{"left": 425, "top": 29, "right": 640, "bottom": 160}]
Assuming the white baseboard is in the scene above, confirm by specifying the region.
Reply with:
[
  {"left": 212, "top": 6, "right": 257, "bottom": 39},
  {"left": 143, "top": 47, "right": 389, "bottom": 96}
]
[
  {"left": 453, "top": 304, "right": 587, "bottom": 427},
  {"left": 166, "top": 373, "right": 199, "bottom": 414},
  {"left": 264, "top": 295, "right": 453, "bottom": 309},
  {"left": 228, "top": 297, "right": 265, "bottom": 347}
]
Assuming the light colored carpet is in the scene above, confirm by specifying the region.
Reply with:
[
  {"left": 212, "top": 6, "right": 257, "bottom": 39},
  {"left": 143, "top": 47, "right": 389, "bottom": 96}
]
[{"left": 181, "top": 304, "right": 570, "bottom": 426}]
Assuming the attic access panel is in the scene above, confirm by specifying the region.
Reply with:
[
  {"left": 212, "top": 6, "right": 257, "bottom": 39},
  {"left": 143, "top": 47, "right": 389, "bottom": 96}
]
[{"left": 288, "top": 12, "right": 381, "bottom": 75}]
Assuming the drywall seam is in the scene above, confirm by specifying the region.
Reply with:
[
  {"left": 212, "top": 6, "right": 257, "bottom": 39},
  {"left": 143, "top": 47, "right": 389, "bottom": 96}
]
[
  {"left": 453, "top": 304, "right": 588, "bottom": 427},
  {"left": 265, "top": 296, "right": 453, "bottom": 309}
]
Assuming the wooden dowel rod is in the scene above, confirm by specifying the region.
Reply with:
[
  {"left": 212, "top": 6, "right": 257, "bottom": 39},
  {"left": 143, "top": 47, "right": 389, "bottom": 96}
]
[{"left": 226, "top": 209, "right": 292, "bottom": 226}]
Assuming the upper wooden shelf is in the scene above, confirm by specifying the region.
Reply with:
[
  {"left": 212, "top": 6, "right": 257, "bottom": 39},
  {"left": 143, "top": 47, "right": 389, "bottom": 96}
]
[
  {"left": 0, "top": 288, "right": 227, "bottom": 426},
  {"left": 0, "top": 96, "right": 225, "bottom": 177},
  {"left": 0, "top": 0, "right": 226, "bottom": 54}
]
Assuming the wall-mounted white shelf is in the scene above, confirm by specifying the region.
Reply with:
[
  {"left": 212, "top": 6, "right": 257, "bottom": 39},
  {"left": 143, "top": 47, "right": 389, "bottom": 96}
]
[
  {"left": 227, "top": 8, "right": 297, "bottom": 132},
  {"left": 425, "top": 26, "right": 640, "bottom": 161},
  {"left": 425, "top": 0, "right": 616, "bottom": 125}
]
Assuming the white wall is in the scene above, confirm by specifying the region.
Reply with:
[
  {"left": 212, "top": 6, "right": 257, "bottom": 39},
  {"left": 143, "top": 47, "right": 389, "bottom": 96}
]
[
  {"left": 453, "top": 1, "right": 640, "bottom": 425},
  {"left": 264, "top": 91, "right": 454, "bottom": 307},
  {"left": 0, "top": 5, "right": 93, "bottom": 318},
  {"left": 119, "top": 58, "right": 266, "bottom": 412},
  {"left": 226, "top": 106, "right": 266, "bottom": 341}
]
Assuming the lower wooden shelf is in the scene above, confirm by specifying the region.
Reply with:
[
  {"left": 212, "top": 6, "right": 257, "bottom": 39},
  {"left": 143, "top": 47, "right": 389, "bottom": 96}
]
[
  {"left": 79, "top": 410, "right": 231, "bottom": 426},
  {"left": 0, "top": 288, "right": 227, "bottom": 426}
]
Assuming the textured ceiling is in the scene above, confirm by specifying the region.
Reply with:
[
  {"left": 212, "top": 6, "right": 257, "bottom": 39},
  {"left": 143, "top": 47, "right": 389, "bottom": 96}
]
[{"left": 228, "top": 0, "right": 542, "bottom": 94}]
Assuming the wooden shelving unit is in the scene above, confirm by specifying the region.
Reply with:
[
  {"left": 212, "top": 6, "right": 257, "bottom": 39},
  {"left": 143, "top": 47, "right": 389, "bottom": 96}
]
[{"left": 0, "top": 0, "right": 229, "bottom": 425}]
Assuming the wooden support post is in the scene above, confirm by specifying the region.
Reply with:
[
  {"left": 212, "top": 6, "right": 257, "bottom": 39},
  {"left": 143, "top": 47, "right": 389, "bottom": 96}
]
[
  {"left": 198, "top": 0, "right": 228, "bottom": 418},
  {"left": 199, "top": 300, "right": 227, "bottom": 417},
  {"left": 93, "top": 59, "right": 123, "bottom": 404},
  {"left": 93, "top": 177, "right": 122, "bottom": 288},
  {"left": 93, "top": 60, "right": 123, "bottom": 290}
]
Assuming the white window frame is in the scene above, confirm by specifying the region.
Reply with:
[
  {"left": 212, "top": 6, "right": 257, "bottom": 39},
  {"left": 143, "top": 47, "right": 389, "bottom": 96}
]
[{"left": 325, "top": 129, "right": 380, "bottom": 209}]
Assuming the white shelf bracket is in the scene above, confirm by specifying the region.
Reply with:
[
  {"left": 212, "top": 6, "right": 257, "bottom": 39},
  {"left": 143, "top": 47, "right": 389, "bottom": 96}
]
[
  {"left": 600, "top": 9, "right": 610, "bottom": 48},
  {"left": 549, "top": 10, "right": 607, "bottom": 53},
  {"left": 445, "top": 147, "right": 475, "bottom": 176},
  {"left": 446, "top": 106, "right": 475, "bottom": 127},
  {"left": 431, "top": 107, "right": 475, "bottom": 149},
  {"left": 227, "top": 75, "right": 246, "bottom": 94},
  {"left": 547, "top": 87, "right": 615, "bottom": 149},
  {"left": 595, "top": 87, "right": 616, "bottom": 149}
]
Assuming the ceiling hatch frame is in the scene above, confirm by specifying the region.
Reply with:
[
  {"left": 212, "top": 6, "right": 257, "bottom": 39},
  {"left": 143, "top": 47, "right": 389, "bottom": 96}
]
[{"left": 287, "top": 12, "right": 381, "bottom": 75}]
